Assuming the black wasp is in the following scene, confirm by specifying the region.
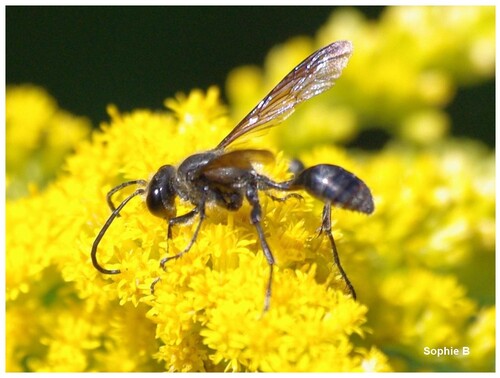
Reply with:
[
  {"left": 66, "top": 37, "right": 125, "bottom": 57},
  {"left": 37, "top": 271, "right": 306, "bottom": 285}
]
[{"left": 91, "top": 40, "right": 374, "bottom": 311}]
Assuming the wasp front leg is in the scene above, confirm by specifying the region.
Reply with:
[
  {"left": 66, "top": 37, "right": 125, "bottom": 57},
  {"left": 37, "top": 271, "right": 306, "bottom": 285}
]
[
  {"left": 151, "top": 203, "right": 206, "bottom": 294},
  {"left": 159, "top": 204, "right": 206, "bottom": 268}
]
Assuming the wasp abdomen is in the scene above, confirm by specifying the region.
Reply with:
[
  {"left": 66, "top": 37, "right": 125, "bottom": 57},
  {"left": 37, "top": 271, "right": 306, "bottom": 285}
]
[{"left": 291, "top": 164, "right": 374, "bottom": 214}]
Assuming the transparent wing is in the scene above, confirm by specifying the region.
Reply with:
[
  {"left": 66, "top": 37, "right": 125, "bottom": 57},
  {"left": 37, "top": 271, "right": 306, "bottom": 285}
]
[
  {"left": 202, "top": 149, "right": 275, "bottom": 172},
  {"left": 201, "top": 149, "right": 275, "bottom": 184},
  {"left": 217, "top": 40, "right": 353, "bottom": 150}
]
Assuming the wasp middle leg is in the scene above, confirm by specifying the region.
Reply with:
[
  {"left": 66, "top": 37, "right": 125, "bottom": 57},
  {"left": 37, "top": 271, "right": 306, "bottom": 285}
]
[{"left": 245, "top": 182, "right": 276, "bottom": 312}]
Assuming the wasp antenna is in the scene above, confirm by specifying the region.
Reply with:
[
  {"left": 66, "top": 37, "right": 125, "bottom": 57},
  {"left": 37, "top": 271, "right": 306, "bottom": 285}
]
[
  {"left": 91, "top": 187, "right": 146, "bottom": 275},
  {"left": 106, "top": 179, "right": 148, "bottom": 213}
]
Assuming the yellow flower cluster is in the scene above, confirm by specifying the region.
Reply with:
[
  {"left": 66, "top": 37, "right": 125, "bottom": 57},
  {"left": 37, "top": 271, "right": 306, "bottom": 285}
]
[
  {"left": 6, "top": 6, "right": 494, "bottom": 372},
  {"left": 227, "top": 6, "right": 495, "bottom": 151},
  {"left": 6, "top": 86, "right": 389, "bottom": 372},
  {"left": 6, "top": 85, "right": 91, "bottom": 198}
]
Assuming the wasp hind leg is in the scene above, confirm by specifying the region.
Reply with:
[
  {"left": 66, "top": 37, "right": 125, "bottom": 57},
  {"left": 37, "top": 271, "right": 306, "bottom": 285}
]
[{"left": 320, "top": 203, "right": 357, "bottom": 300}]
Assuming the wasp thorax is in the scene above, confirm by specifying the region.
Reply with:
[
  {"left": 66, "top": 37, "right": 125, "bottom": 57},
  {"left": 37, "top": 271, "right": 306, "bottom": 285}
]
[{"left": 146, "top": 165, "right": 177, "bottom": 219}]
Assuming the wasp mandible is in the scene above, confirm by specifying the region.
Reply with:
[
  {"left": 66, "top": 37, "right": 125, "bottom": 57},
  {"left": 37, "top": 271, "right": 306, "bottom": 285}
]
[{"left": 91, "top": 40, "right": 374, "bottom": 311}]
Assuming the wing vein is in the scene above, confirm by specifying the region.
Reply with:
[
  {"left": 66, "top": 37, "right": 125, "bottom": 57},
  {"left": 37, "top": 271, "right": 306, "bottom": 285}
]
[{"left": 216, "top": 40, "right": 353, "bottom": 150}]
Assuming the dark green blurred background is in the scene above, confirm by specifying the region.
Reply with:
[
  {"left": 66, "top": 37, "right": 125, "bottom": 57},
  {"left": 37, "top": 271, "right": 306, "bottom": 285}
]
[{"left": 6, "top": 6, "right": 494, "bottom": 147}]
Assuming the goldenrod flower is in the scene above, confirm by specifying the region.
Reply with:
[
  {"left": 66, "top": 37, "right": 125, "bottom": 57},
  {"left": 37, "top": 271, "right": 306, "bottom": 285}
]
[
  {"left": 6, "top": 85, "right": 91, "bottom": 199},
  {"left": 6, "top": 6, "right": 494, "bottom": 372},
  {"left": 227, "top": 6, "right": 495, "bottom": 150}
]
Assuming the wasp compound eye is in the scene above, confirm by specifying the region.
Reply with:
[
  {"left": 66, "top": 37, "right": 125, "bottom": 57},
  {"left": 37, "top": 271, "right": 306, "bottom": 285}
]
[{"left": 146, "top": 165, "right": 177, "bottom": 219}]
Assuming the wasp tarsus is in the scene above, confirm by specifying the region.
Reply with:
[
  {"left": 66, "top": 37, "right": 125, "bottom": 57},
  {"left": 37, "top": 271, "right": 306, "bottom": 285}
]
[{"left": 91, "top": 40, "right": 374, "bottom": 310}]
